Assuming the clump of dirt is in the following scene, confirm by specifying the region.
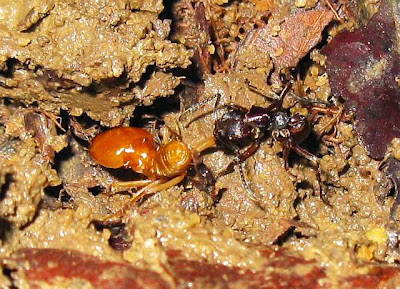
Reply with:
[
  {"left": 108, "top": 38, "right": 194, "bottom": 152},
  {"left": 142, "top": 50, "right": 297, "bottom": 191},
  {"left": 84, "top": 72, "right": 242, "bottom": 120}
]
[
  {"left": 0, "top": 0, "right": 191, "bottom": 126},
  {"left": 0, "top": 102, "right": 62, "bottom": 228}
]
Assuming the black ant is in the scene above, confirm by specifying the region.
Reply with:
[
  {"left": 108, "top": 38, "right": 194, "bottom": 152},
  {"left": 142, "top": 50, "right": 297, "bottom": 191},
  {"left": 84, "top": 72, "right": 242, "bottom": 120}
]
[{"left": 181, "top": 83, "right": 342, "bottom": 201}]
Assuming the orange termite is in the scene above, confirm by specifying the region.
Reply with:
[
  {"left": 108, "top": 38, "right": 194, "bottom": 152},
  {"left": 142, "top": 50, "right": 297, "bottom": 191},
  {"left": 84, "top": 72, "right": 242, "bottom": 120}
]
[{"left": 89, "top": 126, "right": 215, "bottom": 203}]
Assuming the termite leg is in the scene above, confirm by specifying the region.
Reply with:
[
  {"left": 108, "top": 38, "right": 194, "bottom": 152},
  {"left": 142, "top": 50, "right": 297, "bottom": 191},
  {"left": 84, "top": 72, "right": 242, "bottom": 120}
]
[
  {"left": 100, "top": 174, "right": 188, "bottom": 222},
  {"left": 110, "top": 179, "right": 153, "bottom": 193},
  {"left": 130, "top": 173, "right": 188, "bottom": 203}
]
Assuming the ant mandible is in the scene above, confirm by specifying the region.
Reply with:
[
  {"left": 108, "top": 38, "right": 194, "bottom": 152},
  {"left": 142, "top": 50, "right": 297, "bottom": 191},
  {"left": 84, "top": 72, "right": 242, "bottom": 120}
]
[{"left": 89, "top": 126, "right": 215, "bottom": 204}]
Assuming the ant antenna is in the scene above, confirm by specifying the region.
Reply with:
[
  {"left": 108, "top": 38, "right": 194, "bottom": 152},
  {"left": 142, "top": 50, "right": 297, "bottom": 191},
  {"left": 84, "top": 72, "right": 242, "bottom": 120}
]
[
  {"left": 245, "top": 80, "right": 293, "bottom": 110},
  {"left": 292, "top": 76, "right": 334, "bottom": 107},
  {"left": 238, "top": 160, "right": 259, "bottom": 202},
  {"left": 261, "top": 82, "right": 293, "bottom": 112},
  {"left": 278, "top": 82, "right": 292, "bottom": 102},
  {"left": 212, "top": 93, "right": 222, "bottom": 121},
  {"left": 245, "top": 79, "right": 281, "bottom": 101}
]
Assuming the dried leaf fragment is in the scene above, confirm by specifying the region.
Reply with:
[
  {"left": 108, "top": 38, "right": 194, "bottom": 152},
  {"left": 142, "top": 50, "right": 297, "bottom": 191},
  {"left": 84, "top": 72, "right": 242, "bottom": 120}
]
[
  {"left": 265, "top": 218, "right": 315, "bottom": 244},
  {"left": 17, "top": 0, "right": 54, "bottom": 32},
  {"left": 235, "top": 9, "right": 334, "bottom": 72}
]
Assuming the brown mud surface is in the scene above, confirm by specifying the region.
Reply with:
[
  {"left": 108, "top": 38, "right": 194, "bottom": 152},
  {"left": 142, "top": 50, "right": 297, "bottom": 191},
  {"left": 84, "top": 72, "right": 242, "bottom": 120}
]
[{"left": 0, "top": 0, "right": 400, "bottom": 288}]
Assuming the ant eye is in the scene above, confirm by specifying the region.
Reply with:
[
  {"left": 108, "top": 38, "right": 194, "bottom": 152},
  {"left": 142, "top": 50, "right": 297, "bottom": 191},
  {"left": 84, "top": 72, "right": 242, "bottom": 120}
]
[{"left": 290, "top": 114, "right": 305, "bottom": 124}]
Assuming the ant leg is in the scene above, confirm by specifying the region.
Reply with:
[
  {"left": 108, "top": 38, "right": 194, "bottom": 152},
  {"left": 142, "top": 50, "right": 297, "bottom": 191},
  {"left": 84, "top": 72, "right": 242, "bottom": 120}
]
[
  {"left": 322, "top": 134, "right": 345, "bottom": 157},
  {"left": 267, "top": 82, "right": 292, "bottom": 111},
  {"left": 322, "top": 134, "right": 343, "bottom": 144},
  {"left": 245, "top": 80, "right": 280, "bottom": 101},
  {"left": 309, "top": 106, "right": 343, "bottom": 139},
  {"left": 291, "top": 145, "right": 318, "bottom": 166},
  {"left": 326, "top": 0, "right": 343, "bottom": 22},
  {"left": 217, "top": 143, "right": 260, "bottom": 177},
  {"left": 246, "top": 80, "right": 292, "bottom": 109},
  {"left": 179, "top": 94, "right": 221, "bottom": 127},
  {"left": 291, "top": 145, "right": 325, "bottom": 200},
  {"left": 282, "top": 144, "right": 291, "bottom": 170},
  {"left": 282, "top": 143, "right": 322, "bottom": 200},
  {"left": 217, "top": 143, "right": 260, "bottom": 202},
  {"left": 309, "top": 105, "right": 342, "bottom": 117}
]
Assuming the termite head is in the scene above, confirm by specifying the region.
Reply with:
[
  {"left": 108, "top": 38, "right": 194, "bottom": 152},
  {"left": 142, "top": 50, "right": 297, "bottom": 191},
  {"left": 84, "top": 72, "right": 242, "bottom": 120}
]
[{"left": 155, "top": 140, "right": 192, "bottom": 177}]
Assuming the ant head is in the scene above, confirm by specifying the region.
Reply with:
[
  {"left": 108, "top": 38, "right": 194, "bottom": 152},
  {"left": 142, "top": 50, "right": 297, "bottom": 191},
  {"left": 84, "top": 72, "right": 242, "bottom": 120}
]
[
  {"left": 288, "top": 114, "right": 307, "bottom": 131},
  {"left": 288, "top": 114, "right": 309, "bottom": 143}
]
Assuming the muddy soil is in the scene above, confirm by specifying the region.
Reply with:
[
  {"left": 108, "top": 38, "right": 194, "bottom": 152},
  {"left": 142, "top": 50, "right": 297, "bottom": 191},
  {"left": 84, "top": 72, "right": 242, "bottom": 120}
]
[{"left": 0, "top": 0, "right": 399, "bottom": 288}]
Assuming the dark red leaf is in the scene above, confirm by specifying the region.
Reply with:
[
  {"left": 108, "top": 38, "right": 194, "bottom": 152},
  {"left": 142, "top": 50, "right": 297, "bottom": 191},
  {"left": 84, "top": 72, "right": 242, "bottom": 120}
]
[
  {"left": 322, "top": 0, "right": 400, "bottom": 159},
  {"left": 4, "top": 249, "right": 170, "bottom": 289},
  {"left": 4, "top": 248, "right": 400, "bottom": 288}
]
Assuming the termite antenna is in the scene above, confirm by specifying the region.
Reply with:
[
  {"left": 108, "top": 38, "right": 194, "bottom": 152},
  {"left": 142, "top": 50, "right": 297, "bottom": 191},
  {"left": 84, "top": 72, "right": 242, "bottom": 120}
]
[{"left": 179, "top": 94, "right": 222, "bottom": 127}]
